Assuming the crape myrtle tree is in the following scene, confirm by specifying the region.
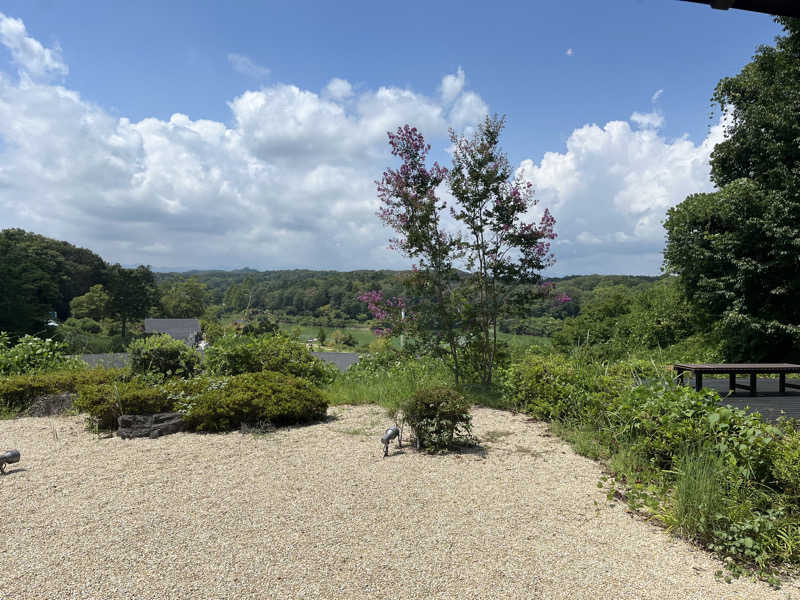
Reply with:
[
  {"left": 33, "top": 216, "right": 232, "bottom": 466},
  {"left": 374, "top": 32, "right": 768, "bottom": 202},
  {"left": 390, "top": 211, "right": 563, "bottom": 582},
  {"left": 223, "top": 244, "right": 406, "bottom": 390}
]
[
  {"left": 372, "top": 123, "right": 465, "bottom": 382},
  {"left": 366, "top": 115, "right": 557, "bottom": 384},
  {"left": 448, "top": 116, "right": 556, "bottom": 383},
  {"left": 663, "top": 17, "right": 800, "bottom": 361}
]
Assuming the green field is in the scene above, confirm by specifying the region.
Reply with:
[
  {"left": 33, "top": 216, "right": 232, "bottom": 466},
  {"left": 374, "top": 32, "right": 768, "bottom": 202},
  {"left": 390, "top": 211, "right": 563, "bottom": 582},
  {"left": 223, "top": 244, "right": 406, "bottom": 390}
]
[
  {"left": 279, "top": 323, "right": 549, "bottom": 354},
  {"left": 279, "top": 323, "right": 380, "bottom": 349}
]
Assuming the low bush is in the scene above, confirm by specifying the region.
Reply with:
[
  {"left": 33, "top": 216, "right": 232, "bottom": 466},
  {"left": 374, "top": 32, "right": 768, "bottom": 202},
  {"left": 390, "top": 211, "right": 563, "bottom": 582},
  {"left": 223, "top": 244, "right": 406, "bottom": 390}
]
[
  {"left": 128, "top": 334, "right": 201, "bottom": 378},
  {"left": 204, "top": 333, "right": 337, "bottom": 385},
  {"left": 0, "top": 368, "right": 125, "bottom": 414},
  {"left": 74, "top": 378, "right": 173, "bottom": 429},
  {"left": 174, "top": 371, "right": 328, "bottom": 433},
  {"left": 401, "top": 387, "right": 473, "bottom": 451}
]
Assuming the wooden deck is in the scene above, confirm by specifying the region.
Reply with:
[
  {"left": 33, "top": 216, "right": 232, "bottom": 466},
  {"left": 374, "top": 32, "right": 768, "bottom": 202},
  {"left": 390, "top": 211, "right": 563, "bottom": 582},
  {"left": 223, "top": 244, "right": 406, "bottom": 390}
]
[
  {"left": 683, "top": 375, "right": 800, "bottom": 422},
  {"left": 673, "top": 363, "right": 800, "bottom": 394}
]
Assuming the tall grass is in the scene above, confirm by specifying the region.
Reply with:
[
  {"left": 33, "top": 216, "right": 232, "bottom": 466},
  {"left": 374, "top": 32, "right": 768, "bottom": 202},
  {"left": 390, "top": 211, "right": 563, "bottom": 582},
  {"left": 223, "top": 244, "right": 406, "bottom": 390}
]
[
  {"left": 326, "top": 357, "right": 453, "bottom": 414},
  {"left": 664, "top": 448, "right": 727, "bottom": 540}
]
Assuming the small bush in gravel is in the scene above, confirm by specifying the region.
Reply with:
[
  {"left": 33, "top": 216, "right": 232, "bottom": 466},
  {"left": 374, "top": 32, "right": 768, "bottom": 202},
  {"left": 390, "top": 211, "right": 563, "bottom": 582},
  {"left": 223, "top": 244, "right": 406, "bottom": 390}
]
[
  {"left": 204, "top": 333, "right": 337, "bottom": 386},
  {"left": 0, "top": 368, "right": 125, "bottom": 415},
  {"left": 402, "top": 387, "right": 473, "bottom": 451},
  {"left": 74, "top": 379, "right": 173, "bottom": 429},
  {"left": 128, "top": 334, "right": 201, "bottom": 378},
  {"left": 175, "top": 371, "right": 328, "bottom": 433}
]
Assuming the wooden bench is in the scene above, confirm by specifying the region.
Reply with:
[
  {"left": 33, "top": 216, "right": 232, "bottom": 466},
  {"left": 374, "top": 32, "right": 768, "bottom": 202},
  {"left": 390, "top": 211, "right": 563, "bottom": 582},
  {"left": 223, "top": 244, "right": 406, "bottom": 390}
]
[{"left": 673, "top": 363, "right": 800, "bottom": 396}]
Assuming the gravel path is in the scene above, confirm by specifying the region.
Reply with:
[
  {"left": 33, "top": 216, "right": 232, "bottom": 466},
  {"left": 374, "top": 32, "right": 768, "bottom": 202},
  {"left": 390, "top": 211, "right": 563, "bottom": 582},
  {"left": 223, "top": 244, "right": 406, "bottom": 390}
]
[{"left": 2, "top": 405, "right": 798, "bottom": 599}]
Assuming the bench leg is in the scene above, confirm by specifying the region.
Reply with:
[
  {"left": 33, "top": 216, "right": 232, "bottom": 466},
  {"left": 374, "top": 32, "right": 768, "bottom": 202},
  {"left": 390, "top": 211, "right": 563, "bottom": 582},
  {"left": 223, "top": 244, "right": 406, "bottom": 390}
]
[
  {"left": 729, "top": 373, "right": 736, "bottom": 394},
  {"left": 750, "top": 373, "right": 757, "bottom": 397},
  {"left": 780, "top": 373, "right": 786, "bottom": 394},
  {"left": 695, "top": 372, "right": 703, "bottom": 392}
]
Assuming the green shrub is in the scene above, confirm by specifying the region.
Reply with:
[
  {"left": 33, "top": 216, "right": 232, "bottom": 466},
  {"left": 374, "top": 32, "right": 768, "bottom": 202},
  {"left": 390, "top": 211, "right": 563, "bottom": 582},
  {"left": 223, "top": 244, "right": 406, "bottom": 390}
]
[
  {"left": 665, "top": 449, "right": 729, "bottom": 540},
  {"left": 0, "top": 368, "right": 125, "bottom": 413},
  {"left": 74, "top": 379, "right": 173, "bottom": 429},
  {"left": 501, "top": 352, "right": 621, "bottom": 422},
  {"left": 204, "top": 334, "right": 337, "bottom": 385},
  {"left": 128, "top": 334, "right": 201, "bottom": 378},
  {"left": 772, "top": 430, "right": 800, "bottom": 496},
  {"left": 175, "top": 371, "right": 328, "bottom": 433},
  {"left": 0, "top": 335, "right": 86, "bottom": 376},
  {"left": 401, "top": 387, "right": 473, "bottom": 451}
]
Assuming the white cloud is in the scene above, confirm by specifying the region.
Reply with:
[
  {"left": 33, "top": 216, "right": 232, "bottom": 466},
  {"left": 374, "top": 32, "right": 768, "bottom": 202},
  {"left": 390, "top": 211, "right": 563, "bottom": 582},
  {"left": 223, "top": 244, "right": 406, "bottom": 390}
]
[
  {"left": 449, "top": 91, "right": 489, "bottom": 131},
  {"left": 227, "top": 53, "right": 270, "bottom": 79},
  {"left": 324, "top": 77, "right": 353, "bottom": 100},
  {"left": 0, "top": 15, "right": 492, "bottom": 270},
  {"left": 440, "top": 67, "right": 465, "bottom": 104},
  {"left": 0, "top": 14, "right": 728, "bottom": 276},
  {"left": 651, "top": 88, "right": 663, "bottom": 103},
  {"left": 566, "top": 48, "right": 574, "bottom": 56},
  {"left": 0, "top": 12, "right": 67, "bottom": 80},
  {"left": 516, "top": 116, "right": 724, "bottom": 275},
  {"left": 630, "top": 111, "right": 664, "bottom": 129}
]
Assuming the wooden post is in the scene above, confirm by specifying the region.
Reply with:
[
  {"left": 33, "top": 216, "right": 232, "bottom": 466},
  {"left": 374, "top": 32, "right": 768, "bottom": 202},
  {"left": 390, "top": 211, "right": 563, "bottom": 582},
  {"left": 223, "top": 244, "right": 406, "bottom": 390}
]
[
  {"left": 695, "top": 372, "right": 703, "bottom": 392},
  {"left": 780, "top": 373, "right": 786, "bottom": 394},
  {"left": 729, "top": 372, "right": 736, "bottom": 394},
  {"left": 750, "top": 373, "right": 757, "bottom": 397}
]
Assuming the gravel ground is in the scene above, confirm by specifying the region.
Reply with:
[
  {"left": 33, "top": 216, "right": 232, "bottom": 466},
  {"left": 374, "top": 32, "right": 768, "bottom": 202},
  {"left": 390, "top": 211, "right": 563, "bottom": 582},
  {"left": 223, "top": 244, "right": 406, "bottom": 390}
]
[{"left": 2, "top": 405, "right": 798, "bottom": 600}]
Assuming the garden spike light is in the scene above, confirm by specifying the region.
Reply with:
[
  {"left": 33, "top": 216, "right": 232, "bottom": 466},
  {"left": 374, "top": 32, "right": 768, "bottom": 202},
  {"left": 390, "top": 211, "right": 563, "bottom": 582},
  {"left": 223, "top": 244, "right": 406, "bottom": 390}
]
[
  {"left": 381, "top": 427, "right": 401, "bottom": 457},
  {"left": 0, "top": 449, "right": 20, "bottom": 474}
]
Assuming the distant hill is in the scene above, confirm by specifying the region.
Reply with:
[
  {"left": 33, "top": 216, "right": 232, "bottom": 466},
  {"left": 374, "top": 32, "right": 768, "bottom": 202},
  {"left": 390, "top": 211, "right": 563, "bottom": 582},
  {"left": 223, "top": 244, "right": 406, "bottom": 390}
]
[{"left": 154, "top": 268, "right": 662, "bottom": 325}]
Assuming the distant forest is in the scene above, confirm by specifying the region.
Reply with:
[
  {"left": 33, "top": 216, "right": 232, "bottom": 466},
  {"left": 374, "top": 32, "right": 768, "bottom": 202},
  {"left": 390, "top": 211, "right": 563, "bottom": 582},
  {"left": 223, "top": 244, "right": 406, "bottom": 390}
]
[
  {"left": 153, "top": 268, "right": 660, "bottom": 333},
  {"left": 1, "top": 228, "right": 662, "bottom": 346}
]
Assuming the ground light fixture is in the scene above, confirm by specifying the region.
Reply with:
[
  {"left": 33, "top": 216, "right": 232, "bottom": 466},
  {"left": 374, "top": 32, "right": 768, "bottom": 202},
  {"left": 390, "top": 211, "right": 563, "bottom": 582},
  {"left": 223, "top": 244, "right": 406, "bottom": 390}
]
[
  {"left": 381, "top": 427, "right": 401, "bottom": 457},
  {"left": 0, "top": 449, "right": 20, "bottom": 474}
]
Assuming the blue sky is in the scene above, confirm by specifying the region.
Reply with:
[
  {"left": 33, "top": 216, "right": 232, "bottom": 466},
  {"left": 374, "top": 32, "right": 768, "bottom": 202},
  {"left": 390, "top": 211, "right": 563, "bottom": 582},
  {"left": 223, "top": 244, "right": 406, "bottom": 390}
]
[{"left": 0, "top": 1, "right": 783, "bottom": 275}]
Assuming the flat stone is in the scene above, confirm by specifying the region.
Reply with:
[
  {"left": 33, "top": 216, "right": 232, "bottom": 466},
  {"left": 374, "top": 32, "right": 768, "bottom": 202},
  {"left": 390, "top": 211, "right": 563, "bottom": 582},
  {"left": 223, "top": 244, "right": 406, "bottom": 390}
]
[
  {"left": 117, "top": 412, "right": 184, "bottom": 439},
  {"left": 24, "top": 392, "right": 75, "bottom": 417}
]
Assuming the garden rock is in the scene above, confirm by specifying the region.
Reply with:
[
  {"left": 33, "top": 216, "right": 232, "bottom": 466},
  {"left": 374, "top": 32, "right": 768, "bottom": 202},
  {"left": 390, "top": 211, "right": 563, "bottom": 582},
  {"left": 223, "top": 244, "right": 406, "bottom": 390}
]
[
  {"left": 117, "top": 412, "right": 185, "bottom": 439},
  {"left": 24, "top": 392, "right": 76, "bottom": 417}
]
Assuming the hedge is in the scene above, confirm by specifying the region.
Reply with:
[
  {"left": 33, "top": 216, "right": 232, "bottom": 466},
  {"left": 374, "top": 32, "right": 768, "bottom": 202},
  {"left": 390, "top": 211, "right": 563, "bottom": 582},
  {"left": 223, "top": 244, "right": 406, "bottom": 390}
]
[{"left": 0, "top": 368, "right": 125, "bottom": 414}]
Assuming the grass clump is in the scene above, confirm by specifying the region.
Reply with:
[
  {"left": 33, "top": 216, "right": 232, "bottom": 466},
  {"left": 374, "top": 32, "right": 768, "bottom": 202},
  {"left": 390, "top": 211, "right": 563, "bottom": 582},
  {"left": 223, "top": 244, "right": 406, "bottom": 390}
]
[{"left": 326, "top": 352, "right": 452, "bottom": 410}]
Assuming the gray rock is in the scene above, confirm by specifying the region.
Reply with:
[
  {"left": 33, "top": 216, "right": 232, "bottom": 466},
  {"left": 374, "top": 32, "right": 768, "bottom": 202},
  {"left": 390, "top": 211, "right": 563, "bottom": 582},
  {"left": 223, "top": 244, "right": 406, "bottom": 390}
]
[
  {"left": 117, "top": 412, "right": 184, "bottom": 439},
  {"left": 24, "top": 392, "right": 76, "bottom": 417}
]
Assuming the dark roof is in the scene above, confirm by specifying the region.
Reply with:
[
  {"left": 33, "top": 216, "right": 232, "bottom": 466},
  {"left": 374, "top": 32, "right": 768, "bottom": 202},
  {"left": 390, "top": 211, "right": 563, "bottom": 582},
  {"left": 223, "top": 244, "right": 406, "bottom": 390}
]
[
  {"left": 681, "top": 0, "right": 800, "bottom": 17},
  {"left": 144, "top": 318, "right": 202, "bottom": 345}
]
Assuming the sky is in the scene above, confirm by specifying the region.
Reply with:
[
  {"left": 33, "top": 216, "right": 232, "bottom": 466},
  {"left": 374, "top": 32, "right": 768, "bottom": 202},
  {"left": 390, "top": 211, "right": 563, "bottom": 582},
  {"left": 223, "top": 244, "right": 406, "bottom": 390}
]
[{"left": 0, "top": 1, "right": 784, "bottom": 275}]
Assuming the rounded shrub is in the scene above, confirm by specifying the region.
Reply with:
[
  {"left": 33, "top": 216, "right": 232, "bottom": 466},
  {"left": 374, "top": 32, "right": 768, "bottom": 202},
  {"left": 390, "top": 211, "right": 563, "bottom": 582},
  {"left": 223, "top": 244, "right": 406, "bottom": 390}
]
[
  {"left": 402, "top": 387, "right": 473, "bottom": 451},
  {"left": 204, "top": 334, "right": 337, "bottom": 385},
  {"left": 74, "top": 379, "right": 173, "bottom": 429},
  {"left": 128, "top": 334, "right": 201, "bottom": 378},
  {"left": 176, "top": 371, "right": 328, "bottom": 433}
]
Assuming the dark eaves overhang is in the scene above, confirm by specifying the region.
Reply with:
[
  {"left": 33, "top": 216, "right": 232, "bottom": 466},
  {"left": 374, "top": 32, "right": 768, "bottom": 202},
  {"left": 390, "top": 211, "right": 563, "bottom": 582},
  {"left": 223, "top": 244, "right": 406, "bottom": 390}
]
[{"left": 679, "top": 0, "right": 800, "bottom": 18}]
